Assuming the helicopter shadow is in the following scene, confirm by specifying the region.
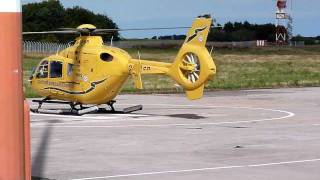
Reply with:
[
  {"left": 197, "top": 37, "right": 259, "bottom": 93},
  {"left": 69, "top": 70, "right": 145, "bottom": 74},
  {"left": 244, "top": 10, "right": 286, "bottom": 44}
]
[
  {"left": 31, "top": 124, "right": 53, "bottom": 180},
  {"left": 132, "top": 112, "right": 207, "bottom": 120}
]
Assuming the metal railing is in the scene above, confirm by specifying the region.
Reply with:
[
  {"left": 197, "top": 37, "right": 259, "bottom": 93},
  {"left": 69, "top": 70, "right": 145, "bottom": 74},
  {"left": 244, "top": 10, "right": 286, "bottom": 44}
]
[
  {"left": 24, "top": 40, "right": 295, "bottom": 55},
  {"left": 23, "top": 41, "right": 69, "bottom": 55}
]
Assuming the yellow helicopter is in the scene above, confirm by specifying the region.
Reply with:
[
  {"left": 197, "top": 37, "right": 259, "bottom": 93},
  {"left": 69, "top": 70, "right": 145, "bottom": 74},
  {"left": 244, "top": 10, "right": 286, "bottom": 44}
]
[{"left": 25, "top": 15, "right": 216, "bottom": 115}]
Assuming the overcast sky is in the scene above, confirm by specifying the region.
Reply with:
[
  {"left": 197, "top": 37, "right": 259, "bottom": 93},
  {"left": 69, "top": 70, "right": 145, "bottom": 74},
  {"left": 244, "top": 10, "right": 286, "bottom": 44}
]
[{"left": 22, "top": 0, "right": 320, "bottom": 38}]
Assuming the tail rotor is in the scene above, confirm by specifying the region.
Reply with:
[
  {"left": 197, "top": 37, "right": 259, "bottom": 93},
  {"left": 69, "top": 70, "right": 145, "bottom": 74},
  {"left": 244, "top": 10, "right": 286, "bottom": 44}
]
[
  {"left": 168, "top": 15, "right": 216, "bottom": 100},
  {"left": 181, "top": 53, "right": 201, "bottom": 83}
]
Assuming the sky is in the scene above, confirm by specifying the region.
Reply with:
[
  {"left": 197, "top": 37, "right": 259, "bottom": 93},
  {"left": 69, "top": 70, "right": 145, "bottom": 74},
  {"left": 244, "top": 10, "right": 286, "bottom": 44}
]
[{"left": 22, "top": 0, "right": 320, "bottom": 38}]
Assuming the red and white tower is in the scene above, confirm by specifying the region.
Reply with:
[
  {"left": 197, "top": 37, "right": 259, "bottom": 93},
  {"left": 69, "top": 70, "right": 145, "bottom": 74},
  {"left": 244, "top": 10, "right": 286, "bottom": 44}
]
[{"left": 275, "top": 0, "right": 293, "bottom": 45}]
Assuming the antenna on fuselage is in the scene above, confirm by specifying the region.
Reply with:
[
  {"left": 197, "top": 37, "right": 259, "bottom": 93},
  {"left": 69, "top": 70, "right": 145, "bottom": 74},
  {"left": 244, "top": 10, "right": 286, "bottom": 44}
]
[
  {"left": 56, "top": 44, "right": 61, "bottom": 55},
  {"left": 210, "top": 46, "right": 214, "bottom": 56},
  {"left": 138, "top": 51, "right": 141, "bottom": 60},
  {"left": 110, "top": 36, "right": 114, "bottom": 46}
]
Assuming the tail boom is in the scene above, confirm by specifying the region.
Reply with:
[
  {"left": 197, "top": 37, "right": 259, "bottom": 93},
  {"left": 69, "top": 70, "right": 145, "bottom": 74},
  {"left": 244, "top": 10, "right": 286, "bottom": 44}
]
[{"left": 128, "top": 15, "right": 216, "bottom": 100}]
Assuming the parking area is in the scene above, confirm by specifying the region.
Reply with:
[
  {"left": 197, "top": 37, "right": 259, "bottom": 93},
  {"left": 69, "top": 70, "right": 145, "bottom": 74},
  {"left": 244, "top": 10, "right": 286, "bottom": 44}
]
[{"left": 30, "top": 88, "right": 320, "bottom": 180}]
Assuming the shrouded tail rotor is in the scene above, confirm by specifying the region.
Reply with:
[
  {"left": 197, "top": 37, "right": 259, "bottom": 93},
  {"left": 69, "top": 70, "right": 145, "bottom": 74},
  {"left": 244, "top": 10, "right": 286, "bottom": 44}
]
[
  {"left": 181, "top": 53, "right": 201, "bottom": 83},
  {"left": 168, "top": 15, "right": 216, "bottom": 100}
]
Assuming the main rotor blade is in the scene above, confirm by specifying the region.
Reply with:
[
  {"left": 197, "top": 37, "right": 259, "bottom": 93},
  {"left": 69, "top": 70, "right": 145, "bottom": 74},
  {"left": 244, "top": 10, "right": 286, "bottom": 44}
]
[
  {"left": 59, "top": 28, "right": 82, "bottom": 31},
  {"left": 95, "top": 25, "right": 222, "bottom": 33},
  {"left": 22, "top": 25, "right": 222, "bottom": 35},
  {"left": 23, "top": 30, "right": 80, "bottom": 35},
  {"left": 94, "top": 26, "right": 191, "bottom": 33},
  {"left": 59, "top": 28, "right": 93, "bottom": 34},
  {"left": 94, "top": 32, "right": 116, "bottom": 35}
]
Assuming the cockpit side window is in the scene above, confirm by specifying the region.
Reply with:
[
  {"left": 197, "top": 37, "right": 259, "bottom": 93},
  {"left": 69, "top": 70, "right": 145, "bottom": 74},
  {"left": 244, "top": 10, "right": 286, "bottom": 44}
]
[
  {"left": 50, "top": 61, "right": 63, "bottom": 78},
  {"left": 29, "top": 67, "right": 36, "bottom": 80},
  {"left": 36, "top": 60, "right": 49, "bottom": 79},
  {"left": 67, "top": 63, "right": 74, "bottom": 76}
]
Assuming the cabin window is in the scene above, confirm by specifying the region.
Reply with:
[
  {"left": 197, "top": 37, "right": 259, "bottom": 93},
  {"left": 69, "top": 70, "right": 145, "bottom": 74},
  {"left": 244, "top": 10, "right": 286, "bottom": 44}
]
[
  {"left": 36, "top": 60, "right": 48, "bottom": 78},
  {"left": 50, "top": 61, "right": 63, "bottom": 78},
  {"left": 67, "top": 63, "right": 74, "bottom": 76},
  {"left": 100, "top": 53, "right": 113, "bottom": 62}
]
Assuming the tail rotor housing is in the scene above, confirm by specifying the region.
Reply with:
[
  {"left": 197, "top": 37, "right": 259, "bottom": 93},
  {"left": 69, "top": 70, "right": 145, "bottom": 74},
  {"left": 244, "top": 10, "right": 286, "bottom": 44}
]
[{"left": 168, "top": 15, "right": 216, "bottom": 100}]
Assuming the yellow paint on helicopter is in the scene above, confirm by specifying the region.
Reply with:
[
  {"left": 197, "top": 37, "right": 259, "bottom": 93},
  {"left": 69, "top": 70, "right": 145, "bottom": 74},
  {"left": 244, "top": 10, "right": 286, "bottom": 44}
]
[
  {"left": 29, "top": 16, "right": 216, "bottom": 105},
  {"left": 77, "top": 24, "right": 97, "bottom": 30}
]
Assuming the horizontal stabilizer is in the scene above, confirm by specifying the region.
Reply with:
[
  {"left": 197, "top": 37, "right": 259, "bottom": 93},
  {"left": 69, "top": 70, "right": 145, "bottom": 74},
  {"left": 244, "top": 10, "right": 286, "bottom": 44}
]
[
  {"left": 132, "top": 62, "right": 143, "bottom": 89},
  {"left": 133, "top": 74, "right": 143, "bottom": 89}
]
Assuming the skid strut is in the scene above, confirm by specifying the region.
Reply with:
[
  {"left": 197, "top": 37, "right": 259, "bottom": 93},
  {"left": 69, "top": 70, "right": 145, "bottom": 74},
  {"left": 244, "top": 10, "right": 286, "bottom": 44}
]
[{"left": 31, "top": 98, "right": 143, "bottom": 115}]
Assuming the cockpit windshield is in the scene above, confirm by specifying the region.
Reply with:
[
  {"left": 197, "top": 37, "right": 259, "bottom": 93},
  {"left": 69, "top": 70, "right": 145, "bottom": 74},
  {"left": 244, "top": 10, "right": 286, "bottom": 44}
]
[{"left": 36, "top": 60, "right": 49, "bottom": 78}]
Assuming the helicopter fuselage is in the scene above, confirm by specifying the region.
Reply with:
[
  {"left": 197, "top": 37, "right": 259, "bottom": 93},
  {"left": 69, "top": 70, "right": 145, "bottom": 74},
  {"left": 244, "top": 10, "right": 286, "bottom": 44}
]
[
  {"left": 30, "top": 36, "right": 132, "bottom": 104},
  {"left": 29, "top": 16, "right": 216, "bottom": 105}
]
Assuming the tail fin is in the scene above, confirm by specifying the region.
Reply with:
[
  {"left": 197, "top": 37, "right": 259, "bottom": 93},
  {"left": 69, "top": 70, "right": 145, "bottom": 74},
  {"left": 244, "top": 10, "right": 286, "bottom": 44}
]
[
  {"left": 185, "top": 15, "right": 212, "bottom": 46},
  {"left": 168, "top": 15, "right": 216, "bottom": 100}
]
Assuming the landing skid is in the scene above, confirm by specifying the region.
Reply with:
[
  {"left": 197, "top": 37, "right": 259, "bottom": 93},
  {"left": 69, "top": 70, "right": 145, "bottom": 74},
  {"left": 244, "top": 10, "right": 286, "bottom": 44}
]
[{"left": 31, "top": 99, "right": 143, "bottom": 115}]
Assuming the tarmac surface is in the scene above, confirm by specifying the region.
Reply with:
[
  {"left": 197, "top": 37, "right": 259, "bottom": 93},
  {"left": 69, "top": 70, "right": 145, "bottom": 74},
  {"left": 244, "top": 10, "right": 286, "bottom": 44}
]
[{"left": 30, "top": 87, "right": 320, "bottom": 180}]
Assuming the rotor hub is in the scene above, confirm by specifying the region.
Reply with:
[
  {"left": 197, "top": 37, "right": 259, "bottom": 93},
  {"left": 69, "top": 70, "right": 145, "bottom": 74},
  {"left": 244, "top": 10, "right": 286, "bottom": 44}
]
[
  {"left": 180, "top": 53, "right": 201, "bottom": 83},
  {"left": 77, "top": 24, "right": 97, "bottom": 30}
]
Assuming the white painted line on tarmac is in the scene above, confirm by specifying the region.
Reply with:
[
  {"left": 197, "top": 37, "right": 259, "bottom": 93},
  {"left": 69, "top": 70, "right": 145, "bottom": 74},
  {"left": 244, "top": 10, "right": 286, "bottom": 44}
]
[
  {"left": 107, "top": 114, "right": 149, "bottom": 117},
  {"left": 31, "top": 113, "right": 226, "bottom": 126},
  {"left": 31, "top": 112, "right": 148, "bottom": 120},
  {"left": 30, "top": 113, "right": 158, "bottom": 126},
  {"left": 31, "top": 117, "right": 165, "bottom": 127},
  {"left": 31, "top": 105, "right": 295, "bottom": 128},
  {"left": 71, "top": 158, "right": 320, "bottom": 180},
  {"left": 30, "top": 114, "right": 224, "bottom": 126},
  {"left": 31, "top": 113, "right": 116, "bottom": 120},
  {"left": 30, "top": 104, "right": 295, "bottom": 128}
]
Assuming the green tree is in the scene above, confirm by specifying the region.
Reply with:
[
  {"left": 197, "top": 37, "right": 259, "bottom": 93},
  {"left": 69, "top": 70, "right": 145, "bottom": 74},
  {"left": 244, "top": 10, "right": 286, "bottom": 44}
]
[
  {"left": 23, "top": 0, "right": 65, "bottom": 41},
  {"left": 208, "top": 21, "right": 276, "bottom": 42},
  {"left": 23, "top": 0, "right": 119, "bottom": 42},
  {"left": 63, "top": 6, "right": 119, "bottom": 41}
]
